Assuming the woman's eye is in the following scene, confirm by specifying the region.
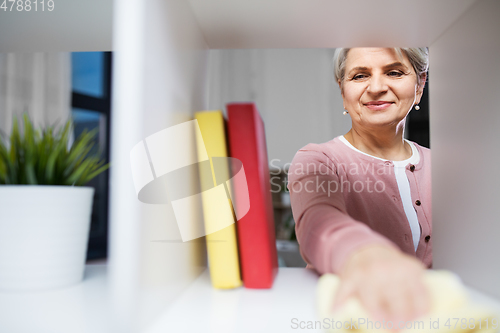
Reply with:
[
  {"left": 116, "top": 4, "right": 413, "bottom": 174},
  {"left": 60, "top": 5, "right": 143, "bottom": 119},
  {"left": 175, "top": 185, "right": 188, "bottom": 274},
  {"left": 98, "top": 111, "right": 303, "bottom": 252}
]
[
  {"left": 388, "top": 71, "right": 404, "bottom": 77},
  {"left": 352, "top": 74, "right": 367, "bottom": 80}
]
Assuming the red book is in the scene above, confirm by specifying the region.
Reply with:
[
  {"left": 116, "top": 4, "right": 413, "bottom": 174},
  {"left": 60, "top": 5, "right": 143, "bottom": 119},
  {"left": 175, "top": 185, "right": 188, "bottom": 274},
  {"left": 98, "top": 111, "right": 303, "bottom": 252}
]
[{"left": 226, "top": 103, "right": 279, "bottom": 289}]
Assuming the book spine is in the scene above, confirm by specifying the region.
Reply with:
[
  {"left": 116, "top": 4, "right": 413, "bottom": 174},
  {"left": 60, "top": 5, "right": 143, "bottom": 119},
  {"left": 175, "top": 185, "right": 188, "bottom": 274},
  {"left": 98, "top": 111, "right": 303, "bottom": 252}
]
[
  {"left": 227, "top": 103, "right": 278, "bottom": 289},
  {"left": 194, "top": 111, "right": 242, "bottom": 289}
]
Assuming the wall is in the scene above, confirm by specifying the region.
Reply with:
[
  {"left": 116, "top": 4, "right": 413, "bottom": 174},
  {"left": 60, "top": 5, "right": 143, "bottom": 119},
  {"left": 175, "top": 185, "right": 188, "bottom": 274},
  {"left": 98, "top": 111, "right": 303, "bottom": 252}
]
[
  {"left": 109, "top": 0, "right": 209, "bottom": 331},
  {"left": 206, "top": 49, "right": 350, "bottom": 169},
  {"left": 0, "top": 0, "right": 113, "bottom": 52},
  {"left": 430, "top": 0, "right": 500, "bottom": 297}
]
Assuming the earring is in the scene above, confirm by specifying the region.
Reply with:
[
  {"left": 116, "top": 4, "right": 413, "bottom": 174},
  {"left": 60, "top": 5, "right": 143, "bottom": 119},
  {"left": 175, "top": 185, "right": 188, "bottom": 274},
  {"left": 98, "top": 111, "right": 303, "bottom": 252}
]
[
  {"left": 343, "top": 110, "right": 349, "bottom": 115},
  {"left": 414, "top": 105, "right": 420, "bottom": 111}
]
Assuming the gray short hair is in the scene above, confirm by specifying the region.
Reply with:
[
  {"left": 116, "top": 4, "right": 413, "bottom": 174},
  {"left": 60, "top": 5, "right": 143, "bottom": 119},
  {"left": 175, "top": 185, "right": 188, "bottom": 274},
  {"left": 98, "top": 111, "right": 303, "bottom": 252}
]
[{"left": 333, "top": 47, "right": 429, "bottom": 89}]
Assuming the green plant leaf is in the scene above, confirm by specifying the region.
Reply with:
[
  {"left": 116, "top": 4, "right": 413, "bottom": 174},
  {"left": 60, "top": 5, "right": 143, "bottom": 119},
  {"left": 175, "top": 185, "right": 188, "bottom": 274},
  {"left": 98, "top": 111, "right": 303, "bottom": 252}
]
[
  {"left": 25, "top": 163, "right": 38, "bottom": 185},
  {"left": 2, "top": 116, "right": 108, "bottom": 186},
  {"left": 0, "top": 142, "right": 13, "bottom": 184},
  {"left": 65, "top": 158, "right": 94, "bottom": 185},
  {"left": 9, "top": 117, "right": 20, "bottom": 184},
  {"left": 67, "top": 128, "right": 98, "bottom": 163},
  {"left": 45, "top": 141, "right": 64, "bottom": 184},
  {"left": 81, "top": 162, "right": 109, "bottom": 185},
  {"left": 37, "top": 127, "right": 53, "bottom": 183},
  {"left": 22, "top": 114, "right": 38, "bottom": 185},
  {"left": 63, "top": 143, "right": 95, "bottom": 178},
  {"left": 0, "top": 142, "right": 7, "bottom": 184}
]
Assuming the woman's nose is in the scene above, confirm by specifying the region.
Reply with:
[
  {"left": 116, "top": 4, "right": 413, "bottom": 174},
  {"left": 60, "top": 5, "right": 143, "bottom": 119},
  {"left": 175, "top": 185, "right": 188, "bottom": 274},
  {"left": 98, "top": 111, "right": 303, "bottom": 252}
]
[{"left": 367, "top": 75, "right": 388, "bottom": 94}]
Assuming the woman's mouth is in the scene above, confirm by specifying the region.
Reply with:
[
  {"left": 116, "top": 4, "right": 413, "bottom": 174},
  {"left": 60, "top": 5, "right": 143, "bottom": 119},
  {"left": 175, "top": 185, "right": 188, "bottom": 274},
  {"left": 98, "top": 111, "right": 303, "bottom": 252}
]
[{"left": 364, "top": 101, "right": 393, "bottom": 111}]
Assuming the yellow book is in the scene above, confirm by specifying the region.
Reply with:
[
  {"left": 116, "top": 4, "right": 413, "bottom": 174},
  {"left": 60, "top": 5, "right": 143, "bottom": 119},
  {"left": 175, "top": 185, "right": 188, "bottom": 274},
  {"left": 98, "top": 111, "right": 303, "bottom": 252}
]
[{"left": 194, "top": 110, "right": 242, "bottom": 289}]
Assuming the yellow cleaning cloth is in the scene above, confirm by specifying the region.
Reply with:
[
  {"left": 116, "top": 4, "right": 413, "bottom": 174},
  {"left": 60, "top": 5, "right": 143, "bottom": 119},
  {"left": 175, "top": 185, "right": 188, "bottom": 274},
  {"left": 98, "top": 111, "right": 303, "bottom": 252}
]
[{"left": 316, "top": 270, "right": 499, "bottom": 332}]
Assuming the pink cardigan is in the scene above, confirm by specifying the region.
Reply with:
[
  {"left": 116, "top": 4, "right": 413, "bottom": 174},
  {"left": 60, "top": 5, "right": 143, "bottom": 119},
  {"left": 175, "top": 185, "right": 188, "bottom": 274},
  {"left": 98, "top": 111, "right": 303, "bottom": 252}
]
[{"left": 287, "top": 136, "right": 432, "bottom": 274}]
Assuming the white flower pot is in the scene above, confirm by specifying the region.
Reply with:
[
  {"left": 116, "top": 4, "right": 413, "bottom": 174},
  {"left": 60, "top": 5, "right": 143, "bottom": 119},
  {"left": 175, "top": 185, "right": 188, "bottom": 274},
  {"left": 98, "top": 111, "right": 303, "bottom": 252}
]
[{"left": 0, "top": 186, "right": 94, "bottom": 291}]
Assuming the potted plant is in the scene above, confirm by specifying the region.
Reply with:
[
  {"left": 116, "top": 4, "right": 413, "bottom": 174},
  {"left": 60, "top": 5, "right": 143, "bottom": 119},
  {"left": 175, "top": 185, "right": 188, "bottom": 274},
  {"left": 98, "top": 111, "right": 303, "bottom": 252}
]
[{"left": 0, "top": 114, "right": 108, "bottom": 291}]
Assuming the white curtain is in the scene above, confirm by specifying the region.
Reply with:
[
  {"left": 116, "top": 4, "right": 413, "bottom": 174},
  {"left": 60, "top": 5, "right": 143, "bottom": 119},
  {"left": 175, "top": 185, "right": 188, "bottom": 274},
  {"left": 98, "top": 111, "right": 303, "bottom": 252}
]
[{"left": 0, "top": 53, "right": 71, "bottom": 138}]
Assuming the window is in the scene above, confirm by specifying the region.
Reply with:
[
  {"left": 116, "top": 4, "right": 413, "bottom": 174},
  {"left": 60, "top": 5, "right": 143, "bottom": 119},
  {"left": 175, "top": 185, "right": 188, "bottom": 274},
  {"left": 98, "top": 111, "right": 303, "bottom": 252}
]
[{"left": 71, "top": 52, "right": 112, "bottom": 260}]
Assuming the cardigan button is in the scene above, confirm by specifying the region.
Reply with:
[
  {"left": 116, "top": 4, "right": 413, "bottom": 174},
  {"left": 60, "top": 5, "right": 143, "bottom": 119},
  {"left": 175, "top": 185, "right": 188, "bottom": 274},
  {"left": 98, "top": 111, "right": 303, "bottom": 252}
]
[
  {"left": 425, "top": 235, "right": 431, "bottom": 242},
  {"left": 410, "top": 164, "right": 415, "bottom": 172},
  {"left": 415, "top": 200, "right": 421, "bottom": 206}
]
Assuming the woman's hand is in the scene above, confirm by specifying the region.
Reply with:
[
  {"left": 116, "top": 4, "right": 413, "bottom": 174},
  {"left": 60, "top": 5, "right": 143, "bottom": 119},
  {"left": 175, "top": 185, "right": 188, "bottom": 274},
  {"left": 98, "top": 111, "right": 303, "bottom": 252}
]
[{"left": 332, "top": 245, "right": 430, "bottom": 328}]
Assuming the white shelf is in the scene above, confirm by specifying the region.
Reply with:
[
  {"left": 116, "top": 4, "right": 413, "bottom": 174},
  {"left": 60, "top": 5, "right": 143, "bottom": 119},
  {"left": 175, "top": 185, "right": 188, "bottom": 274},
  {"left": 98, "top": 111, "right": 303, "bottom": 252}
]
[
  {"left": 144, "top": 267, "right": 322, "bottom": 333},
  {"left": 144, "top": 268, "right": 500, "bottom": 333},
  {"left": 1, "top": 264, "right": 500, "bottom": 333},
  {"left": 0, "top": 264, "right": 111, "bottom": 333}
]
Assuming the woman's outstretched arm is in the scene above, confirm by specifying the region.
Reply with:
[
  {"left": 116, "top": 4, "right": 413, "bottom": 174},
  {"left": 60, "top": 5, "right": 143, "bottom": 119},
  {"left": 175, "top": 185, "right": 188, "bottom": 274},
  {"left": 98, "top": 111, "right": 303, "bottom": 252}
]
[{"left": 288, "top": 146, "right": 429, "bottom": 323}]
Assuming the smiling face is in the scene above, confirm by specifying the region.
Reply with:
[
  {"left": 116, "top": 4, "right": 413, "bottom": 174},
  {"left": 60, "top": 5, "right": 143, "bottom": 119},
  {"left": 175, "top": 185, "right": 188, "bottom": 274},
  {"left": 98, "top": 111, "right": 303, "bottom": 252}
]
[{"left": 340, "top": 48, "right": 425, "bottom": 132}]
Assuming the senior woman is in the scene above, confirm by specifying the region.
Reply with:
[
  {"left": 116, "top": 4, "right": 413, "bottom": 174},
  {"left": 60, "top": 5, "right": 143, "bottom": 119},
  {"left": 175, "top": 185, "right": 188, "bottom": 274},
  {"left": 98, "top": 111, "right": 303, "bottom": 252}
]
[{"left": 288, "top": 47, "right": 431, "bottom": 323}]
